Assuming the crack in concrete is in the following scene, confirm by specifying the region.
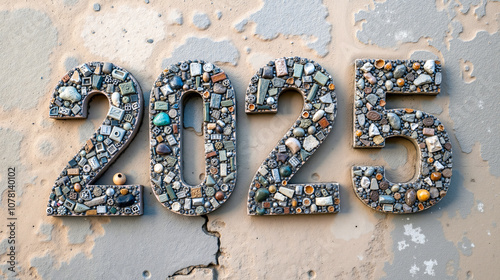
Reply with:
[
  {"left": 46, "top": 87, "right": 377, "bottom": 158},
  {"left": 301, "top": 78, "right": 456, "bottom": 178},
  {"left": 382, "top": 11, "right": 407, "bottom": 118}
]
[{"left": 169, "top": 215, "right": 221, "bottom": 280}]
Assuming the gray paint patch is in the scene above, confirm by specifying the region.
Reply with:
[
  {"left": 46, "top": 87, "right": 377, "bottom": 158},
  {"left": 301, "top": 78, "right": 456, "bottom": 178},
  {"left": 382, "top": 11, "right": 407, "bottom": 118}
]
[
  {"left": 445, "top": 31, "right": 500, "bottom": 176},
  {"left": 31, "top": 200, "right": 218, "bottom": 279},
  {"left": 36, "top": 223, "right": 54, "bottom": 242},
  {"left": 355, "top": 0, "right": 450, "bottom": 50},
  {"left": 192, "top": 12, "right": 211, "bottom": 30},
  {"left": 0, "top": 9, "right": 57, "bottom": 110},
  {"left": 162, "top": 37, "right": 239, "bottom": 67},
  {"left": 355, "top": 1, "right": 500, "bottom": 176},
  {"left": 457, "top": 236, "right": 474, "bottom": 256},
  {"left": 235, "top": 0, "right": 331, "bottom": 56},
  {"left": 0, "top": 127, "right": 24, "bottom": 206},
  {"left": 0, "top": 239, "right": 9, "bottom": 255},
  {"left": 383, "top": 216, "right": 459, "bottom": 279},
  {"left": 62, "top": 218, "right": 92, "bottom": 244}
]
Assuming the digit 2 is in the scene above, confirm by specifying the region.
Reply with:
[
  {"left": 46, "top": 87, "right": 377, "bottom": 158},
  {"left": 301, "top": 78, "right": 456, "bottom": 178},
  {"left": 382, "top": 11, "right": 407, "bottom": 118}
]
[
  {"left": 246, "top": 57, "right": 340, "bottom": 215},
  {"left": 149, "top": 60, "right": 237, "bottom": 216},
  {"left": 47, "top": 62, "right": 144, "bottom": 216},
  {"left": 352, "top": 59, "right": 452, "bottom": 213}
]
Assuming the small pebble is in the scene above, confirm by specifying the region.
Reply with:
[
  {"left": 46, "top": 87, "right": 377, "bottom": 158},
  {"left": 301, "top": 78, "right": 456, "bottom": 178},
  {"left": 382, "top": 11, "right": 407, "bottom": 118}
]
[{"left": 93, "top": 3, "right": 101, "bottom": 11}]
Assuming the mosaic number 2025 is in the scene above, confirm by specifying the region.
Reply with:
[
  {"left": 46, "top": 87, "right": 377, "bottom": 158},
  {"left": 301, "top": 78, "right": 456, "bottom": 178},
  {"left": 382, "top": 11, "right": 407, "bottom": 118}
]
[{"left": 46, "top": 57, "right": 451, "bottom": 217}]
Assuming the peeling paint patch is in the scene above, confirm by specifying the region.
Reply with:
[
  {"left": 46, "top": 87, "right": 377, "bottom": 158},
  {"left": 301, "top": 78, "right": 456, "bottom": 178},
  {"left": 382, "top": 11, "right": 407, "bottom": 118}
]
[
  {"left": 0, "top": 9, "right": 57, "bottom": 110},
  {"left": 403, "top": 224, "right": 426, "bottom": 245},
  {"left": 458, "top": 236, "right": 474, "bottom": 256},
  {"left": 236, "top": 0, "right": 331, "bottom": 56},
  {"left": 36, "top": 223, "right": 54, "bottom": 242},
  {"left": 31, "top": 202, "right": 218, "bottom": 278},
  {"left": 192, "top": 12, "right": 211, "bottom": 30},
  {"left": 81, "top": 6, "right": 165, "bottom": 67},
  {"left": 446, "top": 31, "right": 500, "bottom": 176},
  {"left": 383, "top": 216, "right": 459, "bottom": 279},
  {"left": 355, "top": 0, "right": 450, "bottom": 49},
  {"left": 162, "top": 37, "right": 239, "bottom": 67}
]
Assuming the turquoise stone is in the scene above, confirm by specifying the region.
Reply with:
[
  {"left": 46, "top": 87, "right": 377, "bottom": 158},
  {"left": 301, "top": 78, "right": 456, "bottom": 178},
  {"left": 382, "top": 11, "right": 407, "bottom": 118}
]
[
  {"left": 279, "top": 165, "right": 292, "bottom": 177},
  {"left": 153, "top": 112, "right": 171, "bottom": 126},
  {"left": 255, "top": 188, "right": 270, "bottom": 202}
]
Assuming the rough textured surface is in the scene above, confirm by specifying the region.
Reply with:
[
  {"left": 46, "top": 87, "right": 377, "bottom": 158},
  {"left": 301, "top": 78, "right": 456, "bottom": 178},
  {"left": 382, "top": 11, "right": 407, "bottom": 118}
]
[
  {"left": 0, "top": 0, "right": 498, "bottom": 279},
  {"left": 81, "top": 5, "right": 165, "bottom": 68},
  {"left": 192, "top": 12, "right": 211, "bottom": 30},
  {"left": 0, "top": 9, "right": 57, "bottom": 110}
]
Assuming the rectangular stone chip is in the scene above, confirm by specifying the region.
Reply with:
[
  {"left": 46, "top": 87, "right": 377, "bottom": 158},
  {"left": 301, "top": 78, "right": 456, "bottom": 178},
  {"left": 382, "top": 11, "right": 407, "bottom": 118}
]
[{"left": 257, "top": 78, "right": 270, "bottom": 105}]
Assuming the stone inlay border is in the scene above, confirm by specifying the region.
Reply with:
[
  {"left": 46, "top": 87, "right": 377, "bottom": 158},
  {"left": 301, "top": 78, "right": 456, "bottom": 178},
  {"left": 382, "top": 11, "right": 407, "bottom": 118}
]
[
  {"left": 246, "top": 57, "right": 340, "bottom": 215},
  {"left": 352, "top": 59, "right": 452, "bottom": 213},
  {"left": 47, "top": 62, "right": 144, "bottom": 216},
  {"left": 149, "top": 60, "right": 237, "bottom": 216}
]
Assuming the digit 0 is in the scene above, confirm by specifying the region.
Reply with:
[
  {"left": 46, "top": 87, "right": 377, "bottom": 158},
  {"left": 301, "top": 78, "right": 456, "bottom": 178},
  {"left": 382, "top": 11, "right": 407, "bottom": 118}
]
[
  {"left": 352, "top": 59, "right": 452, "bottom": 213},
  {"left": 246, "top": 57, "right": 340, "bottom": 215},
  {"left": 149, "top": 61, "right": 237, "bottom": 216},
  {"left": 47, "top": 62, "right": 144, "bottom": 216}
]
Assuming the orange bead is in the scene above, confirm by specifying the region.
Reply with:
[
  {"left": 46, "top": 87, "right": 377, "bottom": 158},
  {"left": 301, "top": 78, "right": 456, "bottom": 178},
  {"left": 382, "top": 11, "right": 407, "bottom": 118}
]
[
  {"left": 113, "top": 173, "right": 127, "bottom": 185},
  {"left": 396, "top": 78, "right": 405, "bottom": 86},
  {"left": 291, "top": 199, "right": 298, "bottom": 207},
  {"left": 376, "top": 173, "right": 383, "bottom": 180},
  {"left": 437, "top": 125, "right": 444, "bottom": 131},
  {"left": 355, "top": 130, "right": 363, "bottom": 137},
  {"left": 417, "top": 189, "right": 430, "bottom": 202},
  {"left": 384, "top": 62, "right": 392, "bottom": 70},
  {"left": 431, "top": 172, "right": 442, "bottom": 181},
  {"left": 328, "top": 84, "right": 335, "bottom": 90},
  {"left": 120, "top": 188, "right": 129, "bottom": 195},
  {"left": 380, "top": 100, "right": 386, "bottom": 107},
  {"left": 412, "top": 62, "right": 420, "bottom": 70},
  {"left": 405, "top": 108, "right": 414, "bottom": 113},
  {"left": 74, "top": 183, "right": 82, "bottom": 192},
  {"left": 427, "top": 158, "right": 434, "bottom": 163}
]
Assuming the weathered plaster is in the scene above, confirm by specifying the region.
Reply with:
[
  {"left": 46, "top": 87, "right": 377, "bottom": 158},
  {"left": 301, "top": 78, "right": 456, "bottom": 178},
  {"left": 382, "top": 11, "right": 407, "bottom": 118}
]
[
  {"left": 81, "top": 5, "right": 165, "bottom": 68},
  {"left": 0, "top": 9, "right": 57, "bottom": 110}
]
